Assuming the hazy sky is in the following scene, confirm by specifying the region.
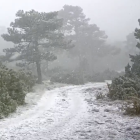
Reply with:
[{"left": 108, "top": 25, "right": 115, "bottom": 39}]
[{"left": 0, "top": 0, "right": 140, "bottom": 42}]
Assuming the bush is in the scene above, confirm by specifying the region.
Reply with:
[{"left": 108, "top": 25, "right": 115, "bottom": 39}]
[
  {"left": 123, "top": 97, "right": 140, "bottom": 115},
  {"left": 107, "top": 19, "right": 140, "bottom": 115},
  {"left": 86, "top": 69, "right": 123, "bottom": 82},
  {"left": 96, "top": 92, "right": 105, "bottom": 100},
  {"left": 107, "top": 76, "right": 140, "bottom": 100},
  {"left": 0, "top": 65, "right": 35, "bottom": 118},
  {"left": 50, "top": 67, "right": 122, "bottom": 85},
  {"left": 107, "top": 75, "right": 140, "bottom": 115},
  {"left": 50, "top": 71, "right": 84, "bottom": 85}
]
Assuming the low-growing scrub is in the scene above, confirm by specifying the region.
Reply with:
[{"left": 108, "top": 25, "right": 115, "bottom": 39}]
[
  {"left": 107, "top": 72, "right": 140, "bottom": 115},
  {"left": 86, "top": 70, "right": 124, "bottom": 82},
  {"left": 96, "top": 92, "right": 106, "bottom": 100},
  {"left": 50, "top": 67, "right": 122, "bottom": 85},
  {"left": 50, "top": 71, "right": 84, "bottom": 85},
  {"left": 107, "top": 67, "right": 140, "bottom": 115},
  {"left": 0, "top": 65, "right": 35, "bottom": 118},
  {"left": 108, "top": 20, "right": 140, "bottom": 115},
  {"left": 107, "top": 76, "right": 140, "bottom": 100},
  {"left": 123, "top": 97, "right": 140, "bottom": 115}
]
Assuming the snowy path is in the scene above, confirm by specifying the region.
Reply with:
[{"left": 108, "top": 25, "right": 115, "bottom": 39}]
[{"left": 0, "top": 83, "right": 140, "bottom": 140}]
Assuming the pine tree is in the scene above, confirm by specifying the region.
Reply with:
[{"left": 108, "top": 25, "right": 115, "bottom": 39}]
[
  {"left": 125, "top": 63, "right": 132, "bottom": 77},
  {"left": 2, "top": 10, "right": 72, "bottom": 83},
  {"left": 129, "top": 19, "right": 140, "bottom": 77},
  {"left": 59, "top": 5, "right": 108, "bottom": 74}
]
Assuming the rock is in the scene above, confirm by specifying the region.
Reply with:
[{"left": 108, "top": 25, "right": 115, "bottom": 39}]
[
  {"left": 84, "top": 136, "right": 90, "bottom": 139},
  {"left": 87, "top": 130, "right": 92, "bottom": 133},
  {"left": 92, "top": 109, "right": 99, "bottom": 112},
  {"left": 105, "top": 120, "right": 112, "bottom": 123},
  {"left": 135, "top": 126, "right": 140, "bottom": 129},
  {"left": 109, "top": 135, "right": 115, "bottom": 138},
  {"left": 80, "top": 133, "right": 85, "bottom": 136},
  {"left": 104, "top": 109, "right": 110, "bottom": 112},
  {"left": 126, "top": 127, "right": 132, "bottom": 131},
  {"left": 95, "top": 120, "right": 105, "bottom": 124},
  {"left": 108, "top": 103, "right": 112, "bottom": 106}
]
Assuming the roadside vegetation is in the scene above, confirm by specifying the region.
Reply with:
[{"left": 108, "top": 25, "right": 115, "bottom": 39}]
[
  {"left": 0, "top": 64, "right": 35, "bottom": 118},
  {"left": 0, "top": 5, "right": 139, "bottom": 118},
  {"left": 108, "top": 19, "right": 140, "bottom": 115}
]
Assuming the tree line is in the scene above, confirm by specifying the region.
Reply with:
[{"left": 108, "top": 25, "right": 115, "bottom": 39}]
[{"left": 0, "top": 5, "right": 135, "bottom": 84}]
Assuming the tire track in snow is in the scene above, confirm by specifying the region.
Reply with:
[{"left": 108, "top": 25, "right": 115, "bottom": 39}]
[{"left": 0, "top": 84, "right": 96, "bottom": 140}]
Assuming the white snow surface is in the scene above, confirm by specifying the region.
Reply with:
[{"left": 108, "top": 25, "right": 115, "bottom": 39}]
[{"left": 0, "top": 83, "right": 140, "bottom": 140}]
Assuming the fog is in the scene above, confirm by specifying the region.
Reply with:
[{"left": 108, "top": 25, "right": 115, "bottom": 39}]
[
  {"left": 0, "top": 0, "right": 140, "bottom": 81},
  {"left": 0, "top": 0, "right": 140, "bottom": 42},
  {"left": 1, "top": 2, "right": 140, "bottom": 138}
]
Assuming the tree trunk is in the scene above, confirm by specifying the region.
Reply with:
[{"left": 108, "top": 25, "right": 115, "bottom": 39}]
[
  {"left": 35, "top": 61, "right": 42, "bottom": 84},
  {"left": 78, "top": 54, "right": 85, "bottom": 84},
  {"left": 46, "top": 61, "right": 49, "bottom": 72},
  {"left": 34, "top": 40, "right": 42, "bottom": 84}
]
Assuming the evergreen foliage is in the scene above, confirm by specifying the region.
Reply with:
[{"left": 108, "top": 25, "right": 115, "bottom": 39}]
[
  {"left": 0, "top": 64, "right": 35, "bottom": 118},
  {"left": 2, "top": 10, "right": 73, "bottom": 84},
  {"left": 108, "top": 19, "right": 140, "bottom": 115}
]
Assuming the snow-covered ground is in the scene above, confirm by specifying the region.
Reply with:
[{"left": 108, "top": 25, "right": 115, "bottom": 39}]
[{"left": 0, "top": 83, "right": 140, "bottom": 140}]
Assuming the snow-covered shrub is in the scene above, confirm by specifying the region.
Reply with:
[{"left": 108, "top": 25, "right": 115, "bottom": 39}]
[
  {"left": 107, "top": 75, "right": 140, "bottom": 115},
  {"left": 107, "top": 19, "right": 140, "bottom": 115},
  {"left": 96, "top": 92, "right": 106, "bottom": 100},
  {"left": 108, "top": 76, "right": 140, "bottom": 100},
  {"left": 51, "top": 72, "right": 84, "bottom": 85},
  {"left": 0, "top": 65, "right": 35, "bottom": 118},
  {"left": 86, "top": 70, "right": 123, "bottom": 82},
  {"left": 123, "top": 97, "right": 140, "bottom": 115},
  {"left": 50, "top": 67, "right": 122, "bottom": 84}
]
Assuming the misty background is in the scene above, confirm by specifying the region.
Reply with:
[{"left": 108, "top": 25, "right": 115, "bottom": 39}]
[
  {"left": 0, "top": 0, "right": 140, "bottom": 42},
  {"left": 0, "top": 0, "right": 140, "bottom": 79}
]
